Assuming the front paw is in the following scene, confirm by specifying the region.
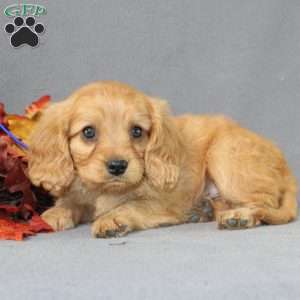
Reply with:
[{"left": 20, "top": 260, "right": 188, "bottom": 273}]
[
  {"left": 91, "top": 215, "right": 130, "bottom": 238},
  {"left": 188, "top": 198, "right": 215, "bottom": 223},
  {"left": 41, "top": 207, "right": 75, "bottom": 231}
]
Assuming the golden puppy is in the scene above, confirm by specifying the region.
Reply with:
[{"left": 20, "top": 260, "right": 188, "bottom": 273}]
[{"left": 28, "top": 81, "right": 298, "bottom": 237}]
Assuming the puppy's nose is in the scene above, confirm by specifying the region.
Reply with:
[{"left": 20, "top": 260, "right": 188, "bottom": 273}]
[{"left": 106, "top": 160, "right": 128, "bottom": 176}]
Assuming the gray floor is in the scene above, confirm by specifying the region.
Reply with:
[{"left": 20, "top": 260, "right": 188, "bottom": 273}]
[{"left": 1, "top": 221, "right": 300, "bottom": 300}]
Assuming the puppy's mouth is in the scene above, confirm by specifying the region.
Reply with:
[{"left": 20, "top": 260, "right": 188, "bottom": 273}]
[
  {"left": 106, "top": 177, "right": 127, "bottom": 186},
  {"left": 100, "top": 176, "right": 141, "bottom": 193}
]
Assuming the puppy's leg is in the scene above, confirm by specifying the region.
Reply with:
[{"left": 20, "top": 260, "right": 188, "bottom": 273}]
[
  {"left": 41, "top": 202, "right": 83, "bottom": 231},
  {"left": 216, "top": 205, "right": 261, "bottom": 229},
  {"left": 207, "top": 127, "right": 297, "bottom": 229},
  {"left": 189, "top": 181, "right": 232, "bottom": 223},
  {"left": 91, "top": 200, "right": 181, "bottom": 238},
  {"left": 187, "top": 196, "right": 216, "bottom": 223}
]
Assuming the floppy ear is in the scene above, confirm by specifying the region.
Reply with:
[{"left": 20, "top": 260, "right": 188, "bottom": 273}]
[
  {"left": 145, "top": 98, "right": 182, "bottom": 191},
  {"left": 28, "top": 100, "right": 74, "bottom": 196}
]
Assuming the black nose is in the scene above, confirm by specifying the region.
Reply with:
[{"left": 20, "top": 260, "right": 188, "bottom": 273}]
[{"left": 106, "top": 160, "right": 128, "bottom": 176}]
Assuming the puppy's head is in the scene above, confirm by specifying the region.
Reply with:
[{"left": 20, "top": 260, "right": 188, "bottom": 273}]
[{"left": 28, "top": 81, "right": 181, "bottom": 196}]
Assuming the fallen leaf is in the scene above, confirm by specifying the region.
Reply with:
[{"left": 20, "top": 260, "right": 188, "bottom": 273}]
[
  {"left": 6, "top": 115, "right": 35, "bottom": 144},
  {"left": 25, "top": 95, "right": 50, "bottom": 119},
  {"left": 0, "top": 103, "right": 6, "bottom": 125},
  {"left": 0, "top": 98, "right": 54, "bottom": 240}
]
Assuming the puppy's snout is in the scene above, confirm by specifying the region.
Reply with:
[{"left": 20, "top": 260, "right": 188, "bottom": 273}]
[{"left": 106, "top": 160, "right": 128, "bottom": 176}]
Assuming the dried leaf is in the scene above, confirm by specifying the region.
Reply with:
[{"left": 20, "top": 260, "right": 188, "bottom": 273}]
[
  {"left": 0, "top": 135, "right": 26, "bottom": 159},
  {"left": 5, "top": 115, "right": 35, "bottom": 144},
  {"left": 0, "top": 97, "right": 54, "bottom": 240},
  {"left": 0, "top": 137, "right": 54, "bottom": 240},
  {"left": 0, "top": 103, "right": 6, "bottom": 125},
  {"left": 0, "top": 212, "right": 52, "bottom": 241},
  {"left": 5, "top": 95, "right": 51, "bottom": 145},
  {"left": 25, "top": 95, "right": 50, "bottom": 119}
]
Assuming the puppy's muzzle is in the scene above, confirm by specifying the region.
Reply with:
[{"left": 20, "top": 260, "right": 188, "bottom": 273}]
[{"left": 106, "top": 159, "right": 128, "bottom": 176}]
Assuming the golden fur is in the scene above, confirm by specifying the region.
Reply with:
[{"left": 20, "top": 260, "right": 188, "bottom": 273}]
[{"left": 28, "top": 81, "right": 298, "bottom": 237}]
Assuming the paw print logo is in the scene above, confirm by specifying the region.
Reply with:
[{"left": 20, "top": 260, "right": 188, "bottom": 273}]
[{"left": 4, "top": 16, "right": 45, "bottom": 48}]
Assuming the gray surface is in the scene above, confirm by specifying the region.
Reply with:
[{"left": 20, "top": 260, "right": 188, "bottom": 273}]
[
  {"left": 0, "top": 1, "right": 299, "bottom": 299},
  {"left": 1, "top": 222, "right": 300, "bottom": 300}
]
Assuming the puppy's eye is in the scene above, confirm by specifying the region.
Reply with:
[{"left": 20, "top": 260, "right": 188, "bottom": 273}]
[
  {"left": 82, "top": 126, "right": 96, "bottom": 140},
  {"left": 131, "top": 126, "right": 143, "bottom": 138}
]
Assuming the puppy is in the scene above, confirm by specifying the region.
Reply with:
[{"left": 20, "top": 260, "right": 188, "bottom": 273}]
[{"left": 28, "top": 81, "right": 298, "bottom": 237}]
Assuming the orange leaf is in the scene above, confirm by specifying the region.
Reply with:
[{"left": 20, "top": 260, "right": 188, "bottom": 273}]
[
  {"left": 25, "top": 95, "right": 50, "bottom": 119},
  {"left": 0, "top": 213, "right": 53, "bottom": 241},
  {"left": 5, "top": 115, "right": 35, "bottom": 144}
]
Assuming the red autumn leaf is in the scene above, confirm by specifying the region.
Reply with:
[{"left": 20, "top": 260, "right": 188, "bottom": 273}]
[
  {"left": 0, "top": 138, "right": 16, "bottom": 174},
  {"left": 25, "top": 95, "right": 51, "bottom": 119},
  {"left": 0, "top": 212, "right": 52, "bottom": 241},
  {"left": 0, "top": 97, "right": 54, "bottom": 241},
  {"left": 0, "top": 135, "right": 26, "bottom": 159},
  {"left": 0, "top": 217, "right": 34, "bottom": 241},
  {"left": 0, "top": 137, "right": 54, "bottom": 240},
  {"left": 29, "top": 214, "right": 53, "bottom": 233},
  {"left": 0, "top": 103, "right": 6, "bottom": 126}
]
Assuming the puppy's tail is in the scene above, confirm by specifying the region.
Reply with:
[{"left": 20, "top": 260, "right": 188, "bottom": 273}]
[{"left": 257, "top": 172, "right": 298, "bottom": 225}]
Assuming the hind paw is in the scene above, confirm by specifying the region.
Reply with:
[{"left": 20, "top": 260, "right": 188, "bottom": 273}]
[{"left": 217, "top": 207, "right": 261, "bottom": 230}]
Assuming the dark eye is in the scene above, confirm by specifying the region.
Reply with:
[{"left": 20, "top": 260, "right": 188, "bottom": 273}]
[
  {"left": 131, "top": 126, "right": 143, "bottom": 138},
  {"left": 82, "top": 126, "right": 96, "bottom": 140}
]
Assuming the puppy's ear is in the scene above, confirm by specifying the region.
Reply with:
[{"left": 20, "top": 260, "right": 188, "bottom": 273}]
[
  {"left": 28, "top": 100, "right": 74, "bottom": 196},
  {"left": 145, "top": 98, "right": 182, "bottom": 191}
]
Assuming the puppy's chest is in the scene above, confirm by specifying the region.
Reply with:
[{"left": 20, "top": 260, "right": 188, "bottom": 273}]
[{"left": 69, "top": 178, "right": 134, "bottom": 219}]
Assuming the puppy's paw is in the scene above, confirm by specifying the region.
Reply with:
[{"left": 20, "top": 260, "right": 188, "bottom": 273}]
[
  {"left": 41, "top": 207, "right": 75, "bottom": 231},
  {"left": 188, "top": 198, "right": 215, "bottom": 223},
  {"left": 217, "top": 207, "right": 261, "bottom": 230},
  {"left": 91, "top": 215, "right": 130, "bottom": 238}
]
